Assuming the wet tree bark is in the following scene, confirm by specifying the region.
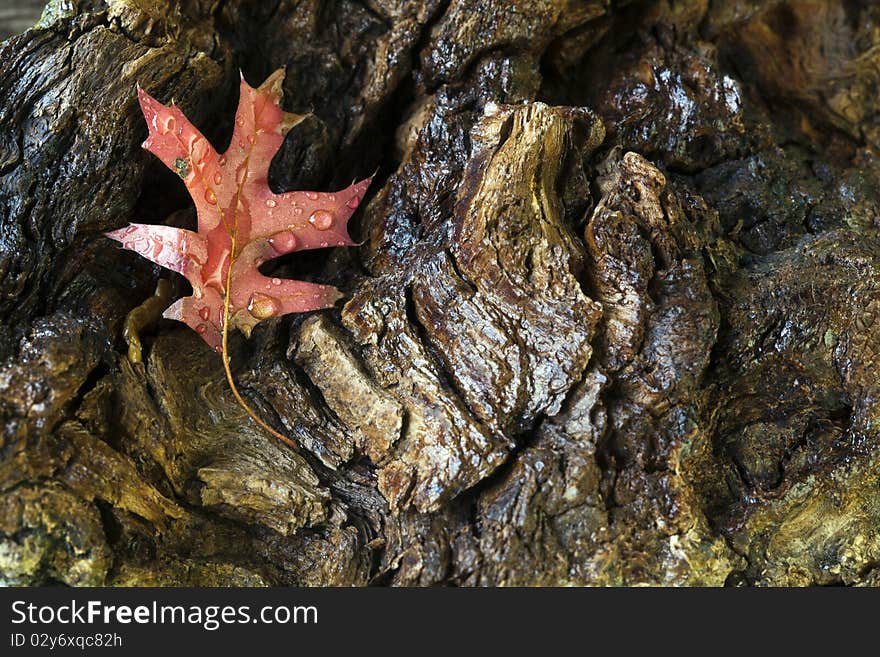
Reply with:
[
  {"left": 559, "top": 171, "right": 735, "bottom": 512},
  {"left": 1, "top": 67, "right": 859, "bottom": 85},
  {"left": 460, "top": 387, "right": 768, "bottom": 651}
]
[{"left": 3, "top": 0, "right": 880, "bottom": 586}]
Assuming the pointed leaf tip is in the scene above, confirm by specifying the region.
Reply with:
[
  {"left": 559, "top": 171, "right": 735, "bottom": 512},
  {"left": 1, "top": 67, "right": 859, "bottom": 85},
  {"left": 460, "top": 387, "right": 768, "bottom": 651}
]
[
  {"left": 136, "top": 85, "right": 152, "bottom": 105},
  {"left": 259, "top": 68, "right": 287, "bottom": 98}
]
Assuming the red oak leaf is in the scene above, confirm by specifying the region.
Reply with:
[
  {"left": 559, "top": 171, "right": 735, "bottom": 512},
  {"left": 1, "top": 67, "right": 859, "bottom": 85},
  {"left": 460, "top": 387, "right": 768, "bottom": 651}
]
[{"left": 107, "top": 69, "right": 371, "bottom": 354}]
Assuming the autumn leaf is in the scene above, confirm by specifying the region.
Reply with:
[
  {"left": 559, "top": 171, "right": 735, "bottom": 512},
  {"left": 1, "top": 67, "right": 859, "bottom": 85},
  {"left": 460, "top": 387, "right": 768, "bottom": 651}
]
[
  {"left": 109, "top": 70, "right": 370, "bottom": 351},
  {"left": 107, "top": 70, "right": 371, "bottom": 446}
]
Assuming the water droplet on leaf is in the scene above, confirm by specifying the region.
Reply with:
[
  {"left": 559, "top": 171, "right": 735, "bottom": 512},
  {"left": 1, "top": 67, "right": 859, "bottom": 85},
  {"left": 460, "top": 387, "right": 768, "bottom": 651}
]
[
  {"left": 191, "top": 137, "right": 207, "bottom": 162},
  {"left": 248, "top": 293, "right": 281, "bottom": 319},
  {"left": 160, "top": 116, "right": 176, "bottom": 135},
  {"left": 268, "top": 231, "right": 297, "bottom": 253},
  {"left": 309, "top": 210, "right": 334, "bottom": 230}
]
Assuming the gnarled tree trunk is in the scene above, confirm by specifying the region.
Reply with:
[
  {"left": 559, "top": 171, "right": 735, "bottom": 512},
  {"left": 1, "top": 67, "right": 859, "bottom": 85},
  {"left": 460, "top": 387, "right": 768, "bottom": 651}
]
[{"left": 3, "top": 0, "right": 880, "bottom": 586}]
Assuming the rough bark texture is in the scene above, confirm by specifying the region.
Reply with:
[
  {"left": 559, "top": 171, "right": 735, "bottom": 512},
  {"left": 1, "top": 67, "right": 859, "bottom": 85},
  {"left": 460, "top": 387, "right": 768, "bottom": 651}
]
[{"left": 3, "top": 0, "right": 880, "bottom": 586}]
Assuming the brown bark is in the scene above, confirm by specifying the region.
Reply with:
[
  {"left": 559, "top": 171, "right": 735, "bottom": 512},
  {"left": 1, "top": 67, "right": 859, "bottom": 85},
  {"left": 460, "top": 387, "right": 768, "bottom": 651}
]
[{"left": 2, "top": 0, "right": 880, "bottom": 586}]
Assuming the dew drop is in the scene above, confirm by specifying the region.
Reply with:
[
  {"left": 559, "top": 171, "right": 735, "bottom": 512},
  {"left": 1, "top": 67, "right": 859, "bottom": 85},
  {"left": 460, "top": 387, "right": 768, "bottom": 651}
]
[
  {"left": 238, "top": 140, "right": 246, "bottom": 149},
  {"left": 214, "top": 345, "right": 222, "bottom": 353},
  {"left": 191, "top": 138, "right": 207, "bottom": 162},
  {"left": 247, "top": 135, "right": 255, "bottom": 145},
  {"left": 199, "top": 307, "right": 210, "bottom": 321},
  {"left": 127, "top": 238, "right": 148, "bottom": 253},
  {"left": 213, "top": 172, "right": 222, "bottom": 184},
  {"left": 218, "top": 156, "right": 227, "bottom": 167},
  {"left": 204, "top": 189, "right": 218, "bottom": 205},
  {"left": 160, "top": 115, "right": 176, "bottom": 135},
  {"left": 268, "top": 231, "right": 297, "bottom": 253},
  {"left": 236, "top": 116, "right": 244, "bottom": 126},
  {"left": 271, "top": 277, "right": 282, "bottom": 286},
  {"left": 294, "top": 207, "right": 303, "bottom": 215},
  {"left": 346, "top": 195, "right": 360, "bottom": 209},
  {"left": 320, "top": 241, "right": 328, "bottom": 248},
  {"left": 328, "top": 194, "right": 336, "bottom": 202},
  {"left": 309, "top": 210, "right": 334, "bottom": 230},
  {"left": 306, "top": 191, "right": 319, "bottom": 200},
  {"left": 248, "top": 293, "right": 281, "bottom": 319},
  {"left": 196, "top": 324, "right": 207, "bottom": 334},
  {"left": 266, "top": 198, "right": 277, "bottom": 208}
]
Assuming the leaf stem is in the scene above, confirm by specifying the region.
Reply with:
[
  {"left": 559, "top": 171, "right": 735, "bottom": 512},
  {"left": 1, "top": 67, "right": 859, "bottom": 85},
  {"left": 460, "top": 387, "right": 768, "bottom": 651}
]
[
  {"left": 219, "top": 110, "right": 298, "bottom": 450},
  {"left": 220, "top": 246, "right": 298, "bottom": 450}
]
